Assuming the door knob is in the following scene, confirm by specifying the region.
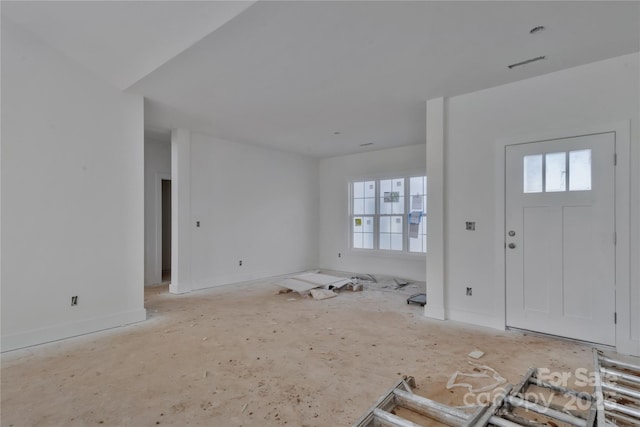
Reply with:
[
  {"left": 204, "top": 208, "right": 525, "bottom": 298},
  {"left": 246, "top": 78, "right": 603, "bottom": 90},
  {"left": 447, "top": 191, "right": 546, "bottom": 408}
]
[
  {"left": 508, "top": 243, "right": 516, "bottom": 249},
  {"left": 508, "top": 230, "right": 516, "bottom": 237}
]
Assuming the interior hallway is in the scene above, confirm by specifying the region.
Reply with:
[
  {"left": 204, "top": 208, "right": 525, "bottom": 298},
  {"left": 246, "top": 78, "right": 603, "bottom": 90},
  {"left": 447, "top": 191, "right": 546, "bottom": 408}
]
[{"left": 2, "top": 282, "right": 593, "bottom": 426}]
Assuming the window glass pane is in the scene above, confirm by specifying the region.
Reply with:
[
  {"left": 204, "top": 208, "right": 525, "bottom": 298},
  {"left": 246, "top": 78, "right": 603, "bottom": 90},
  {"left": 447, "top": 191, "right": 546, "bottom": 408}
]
[
  {"left": 364, "top": 197, "right": 375, "bottom": 215},
  {"left": 409, "top": 238, "right": 422, "bottom": 253},
  {"left": 364, "top": 181, "right": 375, "bottom": 198},
  {"left": 545, "top": 152, "right": 566, "bottom": 192},
  {"left": 393, "top": 178, "right": 404, "bottom": 194},
  {"left": 391, "top": 216, "right": 403, "bottom": 233},
  {"left": 379, "top": 234, "right": 391, "bottom": 250},
  {"left": 523, "top": 154, "right": 543, "bottom": 193},
  {"left": 379, "top": 179, "right": 392, "bottom": 193},
  {"left": 353, "top": 198, "right": 364, "bottom": 215},
  {"left": 391, "top": 196, "right": 404, "bottom": 214},
  {"left": 353, "top": 181, "right": 365, "bottom": 198},
  {"left": 353, "top": 233, "right": 363, "bottom": 249},
  {"left": 410, "top": 176, "right": 426, "bottom": 212},
  {"left": 390, "top": 234, "right": 403, "bottom": 251},
  {"left": 410, "top": 176, "right": 424, "bottom": 193},
  {"left": 362, "top": 233, "right": 374, "bottom": 249},
  {"left": 569, "top": 149, "right": 591, "bottom": 191},
  {"left": 379, "top": 216, "right": 390, "bottom": 233},
  {"left": 379, "top": 196, "right": 391, "bottom": 214},
  {"left": 363, "top": 217, "right": 374, "bottom": 233}
]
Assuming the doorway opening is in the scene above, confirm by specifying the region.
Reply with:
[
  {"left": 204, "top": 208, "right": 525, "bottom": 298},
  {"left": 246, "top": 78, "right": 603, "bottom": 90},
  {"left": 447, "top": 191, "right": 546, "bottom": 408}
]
[{"left": 161, "top": 179, "right": 171, "bottom": 283}]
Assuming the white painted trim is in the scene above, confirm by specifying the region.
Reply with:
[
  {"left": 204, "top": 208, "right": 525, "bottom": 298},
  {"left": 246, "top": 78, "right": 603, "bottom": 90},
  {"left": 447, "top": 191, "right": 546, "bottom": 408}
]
[
  {"left": 155, "top": 172, "right": 171, "bottom": 285},
  {"left": 170, "top": 129, "right": 192, "bottom": 294},
  {"left": 448, "top": 308, "right": 505, "bottom": 331},
  {"left": 425, "top": 98, "right": 446, "bottom": 320},
  {"left": 495, "top": 121, "right": 636, "bottom": 356},
  {"left": 1, "top": 309, "right": 147, "bottom": 353}
]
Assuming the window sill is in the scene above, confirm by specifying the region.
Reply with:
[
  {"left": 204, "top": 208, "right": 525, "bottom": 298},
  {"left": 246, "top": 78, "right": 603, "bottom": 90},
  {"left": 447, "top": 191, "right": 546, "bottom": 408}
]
[{"left": 349, "top": 248, "right": 426, "bottom": 260}]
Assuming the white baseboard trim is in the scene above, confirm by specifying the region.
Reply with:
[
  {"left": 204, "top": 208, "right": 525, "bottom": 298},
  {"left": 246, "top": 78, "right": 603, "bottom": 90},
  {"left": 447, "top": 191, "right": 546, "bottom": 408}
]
[
  {"left": 447, "top": 308, "right": 504, "bottom": 331},
  {"left": 424, "top": 305, "right": 446, "bottom": 320},
  {"left": 1, "top": 308, "right": 147, "bottom": 352}
]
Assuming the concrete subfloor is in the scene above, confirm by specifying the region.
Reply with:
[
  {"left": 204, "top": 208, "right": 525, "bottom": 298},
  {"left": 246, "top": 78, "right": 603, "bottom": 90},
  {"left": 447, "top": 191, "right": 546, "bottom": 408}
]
[{"left": 2, "top": 280, "right": 595, "bottom": 426}]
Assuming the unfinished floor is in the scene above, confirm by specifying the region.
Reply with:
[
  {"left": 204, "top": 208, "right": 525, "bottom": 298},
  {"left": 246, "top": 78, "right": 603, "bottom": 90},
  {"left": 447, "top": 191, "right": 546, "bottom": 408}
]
[{"left": 2, "top": 280, "right": 595, "bottom": 426}]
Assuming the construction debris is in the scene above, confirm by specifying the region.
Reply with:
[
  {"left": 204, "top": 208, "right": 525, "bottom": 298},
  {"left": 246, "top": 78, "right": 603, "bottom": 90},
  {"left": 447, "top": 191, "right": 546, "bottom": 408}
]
[
  {"left": 594, "top": 349, "right": 640, "bottom": 426},
  {"left": 345, "top": 283, "right": 363, "bottom": 292},
  {"left": 468, "top": 350, "right": 485, "bottom": 359},
  {"left": 310, "top": 289, "right": 338, "bottom": 300},
  {"left": 274, "top": 272, "right": 352, "bottom": 294},
  {"left": 354, "top": 350, "right": 638, "bottom": 427}
]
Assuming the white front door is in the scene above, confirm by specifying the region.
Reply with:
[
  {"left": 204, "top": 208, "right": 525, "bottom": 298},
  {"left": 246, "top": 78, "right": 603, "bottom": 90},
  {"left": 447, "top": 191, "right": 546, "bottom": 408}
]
[{"left": 505, "top": 133, "right": 616, "bottom": 345}]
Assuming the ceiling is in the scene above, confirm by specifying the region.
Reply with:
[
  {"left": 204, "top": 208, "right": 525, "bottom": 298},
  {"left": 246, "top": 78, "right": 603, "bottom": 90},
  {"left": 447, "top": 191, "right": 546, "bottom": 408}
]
[{"left": 3, "top": 1, "right": 639, "bottom": 158}]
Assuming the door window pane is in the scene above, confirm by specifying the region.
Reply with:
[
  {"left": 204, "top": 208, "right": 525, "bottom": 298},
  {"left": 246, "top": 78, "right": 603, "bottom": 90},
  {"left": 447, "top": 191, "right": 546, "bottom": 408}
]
[
  {"left": 569, "top": 149, "right": 592, "bottom": 191},
  {"left": 524, "top": 155, "right": 543, "bottom": 193},
  {"left": 545, "top": 152, "right": 566, "bottom": 192}
]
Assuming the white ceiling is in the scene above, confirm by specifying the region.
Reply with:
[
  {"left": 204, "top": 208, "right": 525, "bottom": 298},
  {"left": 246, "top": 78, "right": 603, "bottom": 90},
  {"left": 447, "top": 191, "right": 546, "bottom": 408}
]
[
  {"left": 3, "top": 1, "right": 639, "bottom": 157},
  {"left": 1, "top": 1, "right": 255, "bottom": 90}
]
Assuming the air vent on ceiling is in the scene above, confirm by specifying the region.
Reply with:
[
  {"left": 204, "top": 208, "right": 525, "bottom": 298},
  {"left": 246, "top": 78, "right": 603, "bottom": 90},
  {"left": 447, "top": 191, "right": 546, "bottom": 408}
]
[{"left": 508, "top": 55, "right": 546, "bottom": 69}]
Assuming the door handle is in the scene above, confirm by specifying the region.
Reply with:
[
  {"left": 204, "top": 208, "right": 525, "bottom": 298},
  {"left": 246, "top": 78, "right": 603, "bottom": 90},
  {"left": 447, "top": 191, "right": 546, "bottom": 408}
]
[{"left": 508, "top": 243, "right": 516, "bottom": 249}]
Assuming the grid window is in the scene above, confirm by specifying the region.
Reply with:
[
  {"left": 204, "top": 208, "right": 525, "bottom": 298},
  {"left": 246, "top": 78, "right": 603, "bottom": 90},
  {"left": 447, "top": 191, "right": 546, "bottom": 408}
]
[
  {"left": 409, "top": 176, "right": 427, "bottom": 253},
  {"left": 522, "top": 149, "right": 592, "bottom": 194},
  {"left": 351, "top": 175, "right": 426, "bottom": 254}
]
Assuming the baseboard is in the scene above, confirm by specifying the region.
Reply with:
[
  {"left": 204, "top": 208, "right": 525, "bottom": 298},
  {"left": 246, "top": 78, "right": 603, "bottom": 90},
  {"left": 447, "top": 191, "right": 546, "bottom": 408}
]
[
  {"left": 424, "top": 305, "right": 446, "bottom": 320},
  {"left": 447, "top": 308, "right": 504, "bottom": 330},
  {"left": 1, "top": 308, "right": 147, "bottom": 352},
  {"left": 186, "top": 269, "right": 317, "bottom": 294}
]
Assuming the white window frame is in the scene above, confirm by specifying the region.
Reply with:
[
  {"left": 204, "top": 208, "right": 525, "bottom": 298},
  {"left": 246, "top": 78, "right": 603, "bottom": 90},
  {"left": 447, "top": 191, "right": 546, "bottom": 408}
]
[{"left": 349, "top": 174, "right": 427, "bottom": 255}]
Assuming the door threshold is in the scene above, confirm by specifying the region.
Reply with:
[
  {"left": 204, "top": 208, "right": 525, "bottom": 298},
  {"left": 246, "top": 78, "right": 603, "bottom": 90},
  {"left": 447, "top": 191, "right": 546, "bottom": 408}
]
[{"left": 506, "top": 326, "right": 615, "bottom": 351}]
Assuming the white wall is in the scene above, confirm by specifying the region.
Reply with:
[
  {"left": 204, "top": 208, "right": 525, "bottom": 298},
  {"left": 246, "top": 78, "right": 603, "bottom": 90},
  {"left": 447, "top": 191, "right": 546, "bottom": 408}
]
[
  {"left": 1, "top": 17, "right": 146, "bottom": 351},
  {"left": 144, "top": 137, "right": 171, "bottom": 285},
  {"left": 186, "top": 132, "right": 319, "bottom": 290},
  {"left": 318, "top": 145, "right": 427, "bottom": 281},
  {"left": 431, "top": 53, "right": 639, "bottom": 354}
]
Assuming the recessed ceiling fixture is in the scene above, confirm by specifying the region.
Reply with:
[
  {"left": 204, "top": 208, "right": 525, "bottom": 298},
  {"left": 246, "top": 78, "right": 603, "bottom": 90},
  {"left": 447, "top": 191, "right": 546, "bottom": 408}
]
[
  {"left": 359, "top": 142, "right": 374, "bottom": 147},
  {"left": 508, "top": 55, "right": 546, "bottom": 69},
  {"left": 529, "top": 26, "right": 545, "bottom": 34}
]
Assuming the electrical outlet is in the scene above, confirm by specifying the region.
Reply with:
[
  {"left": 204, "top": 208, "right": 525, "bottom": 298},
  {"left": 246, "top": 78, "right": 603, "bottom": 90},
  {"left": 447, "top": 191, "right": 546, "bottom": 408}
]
[
  {"left": 338, "top": 252, "right": 341, "bottom": 258},
  {"left": 196, "top": 221, "right": 200, "bottom": 227},
  {"left": 71, "top": 296, "right": 78, "bottom": 306},
  {"left": 466, "top": 287, "right": 472, "bottom": 296},
  {"left": 239, "top": 260, "right": 243, "bottom": 266},
  {"left": 465, "top": 221, "right": 476, "bottom": 231}
]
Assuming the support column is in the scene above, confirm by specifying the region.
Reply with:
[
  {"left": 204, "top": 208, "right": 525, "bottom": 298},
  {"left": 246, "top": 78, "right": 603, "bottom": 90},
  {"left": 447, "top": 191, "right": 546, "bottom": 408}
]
[
  {"left": 425, "top": 98, "right": 446, "bottom": 320},
  {"left": 170, "top": 129, "right": 191, "bottom": 294}
]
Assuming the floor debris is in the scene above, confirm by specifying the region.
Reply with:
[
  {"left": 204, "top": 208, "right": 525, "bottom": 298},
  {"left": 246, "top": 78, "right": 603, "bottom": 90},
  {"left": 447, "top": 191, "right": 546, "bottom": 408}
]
[
  {"left": 468, "top": 349, "right": 485, "bottom": 359},
  {"left": 446, "top": 362, "right": 506, "bottom": 393},
  {"left": 309, "top": 289, "right": 338, "bottom": 300},
  {"left": 274, "top": 272, "right": 352, "bottom": 294}
]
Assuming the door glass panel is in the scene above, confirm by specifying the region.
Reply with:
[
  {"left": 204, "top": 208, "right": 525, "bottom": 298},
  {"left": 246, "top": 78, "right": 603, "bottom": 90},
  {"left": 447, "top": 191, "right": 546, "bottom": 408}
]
[
  {"left": 545, "top": 152, "right": 566, "bottom": 192},
  {"left": 569, "top": 149, "right": 592, "bottom": 191},
  {"left": 523, "top": 155, "right": 543, "bottom": 193}
]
